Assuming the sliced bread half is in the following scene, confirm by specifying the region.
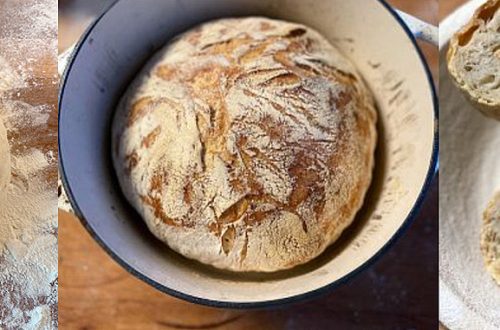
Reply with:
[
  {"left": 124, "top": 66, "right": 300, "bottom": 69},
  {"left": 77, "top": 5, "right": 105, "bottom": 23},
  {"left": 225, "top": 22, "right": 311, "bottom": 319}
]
[{"left": 447, "top": 0, "right": 500, "bottom": 120}]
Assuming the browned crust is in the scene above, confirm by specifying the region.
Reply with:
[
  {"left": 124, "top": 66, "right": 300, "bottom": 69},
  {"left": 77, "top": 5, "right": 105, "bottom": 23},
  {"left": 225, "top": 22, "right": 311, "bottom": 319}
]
[
  {"left": 142, "top": 29, "right": 367, "bottom": 232},
  {"left": 114, "top": 18, "right": 377, "bottom": 271}
]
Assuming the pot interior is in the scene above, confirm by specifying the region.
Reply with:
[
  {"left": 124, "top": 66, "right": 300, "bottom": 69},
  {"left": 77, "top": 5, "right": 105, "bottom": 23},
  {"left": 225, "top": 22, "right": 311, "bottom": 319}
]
[{"left": 59, "top": 0, "right": 436, "bottom": 304}]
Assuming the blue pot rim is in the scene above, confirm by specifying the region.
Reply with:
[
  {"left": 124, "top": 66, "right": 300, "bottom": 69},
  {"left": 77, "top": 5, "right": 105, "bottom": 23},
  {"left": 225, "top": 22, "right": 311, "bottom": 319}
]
[{"left": 58, "top": 0, "right": 438, "bottom": 309}]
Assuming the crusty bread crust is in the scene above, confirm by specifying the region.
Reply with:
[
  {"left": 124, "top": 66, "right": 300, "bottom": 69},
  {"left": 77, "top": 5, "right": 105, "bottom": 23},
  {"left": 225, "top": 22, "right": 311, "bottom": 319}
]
[
  {"left": 447, "top": 0, "right": 500, "bottom": 120},
  {"left": 112, "top": 17, "right": 377, "bottom": 272},
  {"left": 481, "top": 192, "right": 500, "bottom": 285}
]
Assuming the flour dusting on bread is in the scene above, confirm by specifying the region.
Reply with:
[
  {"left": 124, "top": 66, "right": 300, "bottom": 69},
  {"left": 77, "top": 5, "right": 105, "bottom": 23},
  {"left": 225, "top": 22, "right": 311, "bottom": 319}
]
[{"left": 112, "top": 17, "right": 376, "bottom": 272}]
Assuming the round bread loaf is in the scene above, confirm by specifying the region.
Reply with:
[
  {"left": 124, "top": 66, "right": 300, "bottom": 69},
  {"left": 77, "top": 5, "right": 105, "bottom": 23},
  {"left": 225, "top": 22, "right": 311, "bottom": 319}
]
[
  {"left": 481, "top": 192, "right": 500, "bottom": 285},
  {"left": 447, "top": 0, "right": 500, "bottom": 120},
  {"left": 112, "top": 17, "right": 377, "bottom": 272}
]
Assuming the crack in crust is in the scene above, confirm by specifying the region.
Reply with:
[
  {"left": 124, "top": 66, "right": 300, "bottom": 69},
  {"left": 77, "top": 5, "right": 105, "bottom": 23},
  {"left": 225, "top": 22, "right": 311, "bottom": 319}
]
[{"left": 113, "top": 17, "right": 377, "bottom": 272}]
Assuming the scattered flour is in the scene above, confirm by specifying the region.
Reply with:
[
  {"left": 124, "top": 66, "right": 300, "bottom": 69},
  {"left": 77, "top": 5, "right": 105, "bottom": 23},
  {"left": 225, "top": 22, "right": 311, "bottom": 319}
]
[
  {"left": 0, "top": 119, "right": 10, "bottom": 190},
  {"left": 0, "top": 62, "right": 57, "bottom": 330},
  {"left": 0, "top": 0, "right": 57, "bottom": 54},
  {"left": 0, "top": 1, "right": 57, "bottom": 329}
]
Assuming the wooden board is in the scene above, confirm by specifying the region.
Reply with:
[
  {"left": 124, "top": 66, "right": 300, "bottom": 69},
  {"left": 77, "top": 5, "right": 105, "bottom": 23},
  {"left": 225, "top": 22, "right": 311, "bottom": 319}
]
[
  {"left": 440, "top": 0, "right": 470, "bottom": 20},
  {"left": 1, "top": 50, "right": 58, "bottom": 185},
  {"left": 59, "top": 183, "right": 437, "bottom": 329},
  {"left": 0, "top": 0, "right": 58, "bottom": 327},
  {"left": 0, "top": 17, "right": 58, "bottom": 330},
  {"left": 58, "top": 0, "right": 439, "bottom": 329}
]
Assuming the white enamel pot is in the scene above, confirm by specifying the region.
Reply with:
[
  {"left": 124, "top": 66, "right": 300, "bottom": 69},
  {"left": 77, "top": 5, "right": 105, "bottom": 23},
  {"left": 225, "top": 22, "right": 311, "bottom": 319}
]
[{"left": 59, "top": 0, "right": 437, "bottom": 307}]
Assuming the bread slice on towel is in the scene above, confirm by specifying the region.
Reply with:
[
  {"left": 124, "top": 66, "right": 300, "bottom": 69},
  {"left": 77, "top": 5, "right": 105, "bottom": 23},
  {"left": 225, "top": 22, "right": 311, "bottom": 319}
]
[{"left": 447, "top": 0, "right": 500, "bottom": 120}]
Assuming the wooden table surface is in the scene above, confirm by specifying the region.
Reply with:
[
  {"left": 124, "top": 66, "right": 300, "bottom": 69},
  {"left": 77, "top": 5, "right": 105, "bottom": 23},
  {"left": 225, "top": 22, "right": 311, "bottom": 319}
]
[
  {"left": 0, "top": 50, "right": 58, "bottom": 329},
  {"left": 0, "top": 0, "right": 58, "bottom": 327},
  {"left": 60, "top": 184, "right": 438, "bottom": 330},
  {"left": 59, "top": 0, "right": 441, "bottom": 329}
]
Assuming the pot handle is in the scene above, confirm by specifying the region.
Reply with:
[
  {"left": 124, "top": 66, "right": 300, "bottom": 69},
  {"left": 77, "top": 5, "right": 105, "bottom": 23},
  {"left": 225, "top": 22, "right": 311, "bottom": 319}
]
[{"left": 396, "top": 10, "right": 438, "bottom": 46}]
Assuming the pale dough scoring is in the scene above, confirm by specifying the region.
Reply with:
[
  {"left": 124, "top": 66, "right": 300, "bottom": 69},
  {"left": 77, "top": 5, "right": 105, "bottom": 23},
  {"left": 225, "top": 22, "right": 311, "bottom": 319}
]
[{"left": 112, "top": 17, "right": 377, "bottom": 272}]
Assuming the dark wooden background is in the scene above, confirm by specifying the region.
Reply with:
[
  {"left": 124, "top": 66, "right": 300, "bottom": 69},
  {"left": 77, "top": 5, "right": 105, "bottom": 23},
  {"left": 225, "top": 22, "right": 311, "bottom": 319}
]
[{"left": 58, "top": 0, "right": 448, "bottom": 329}]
